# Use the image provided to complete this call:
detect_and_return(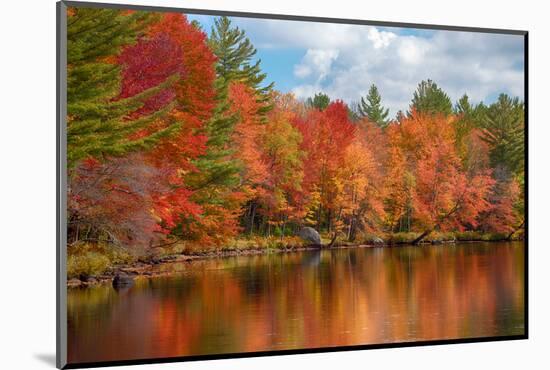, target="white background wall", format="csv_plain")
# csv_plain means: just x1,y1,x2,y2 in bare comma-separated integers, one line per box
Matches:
1,0,548,368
